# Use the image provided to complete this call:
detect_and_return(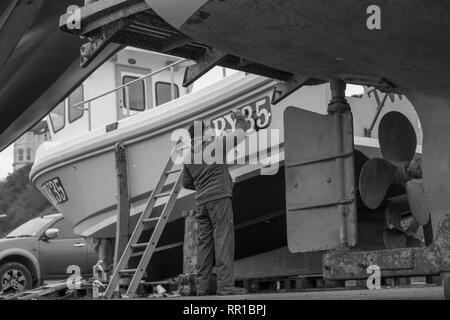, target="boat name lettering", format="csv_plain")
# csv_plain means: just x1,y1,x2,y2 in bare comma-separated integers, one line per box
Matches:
42,177,68,205
210,96,272,132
